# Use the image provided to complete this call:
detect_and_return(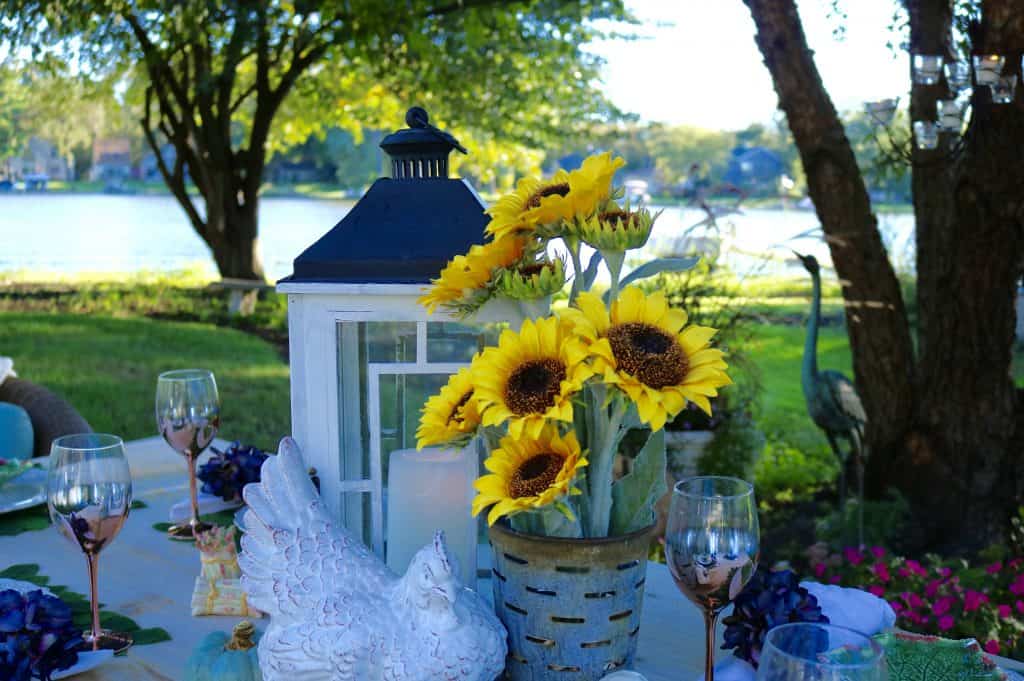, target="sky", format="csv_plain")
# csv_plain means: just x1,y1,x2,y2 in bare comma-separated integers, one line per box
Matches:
592,0,909,130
